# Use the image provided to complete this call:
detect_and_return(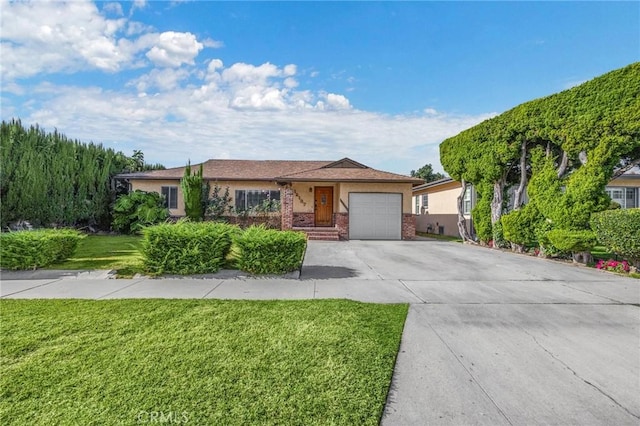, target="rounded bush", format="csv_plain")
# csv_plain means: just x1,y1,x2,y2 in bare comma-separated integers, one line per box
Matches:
142,221,237,275
591,208,640,263
0,229,84,270
546,229,597,252
234,226,307,275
